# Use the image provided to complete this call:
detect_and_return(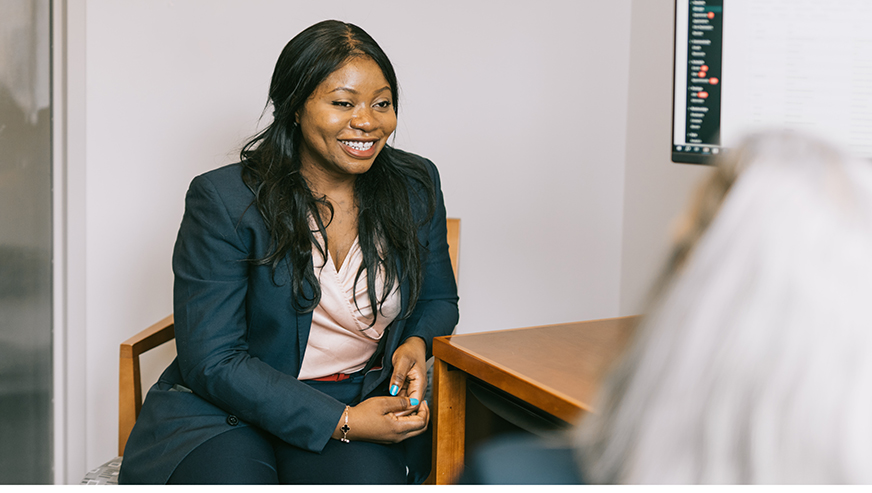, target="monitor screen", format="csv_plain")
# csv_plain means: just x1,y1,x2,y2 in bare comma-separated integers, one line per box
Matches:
672,0,872,164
